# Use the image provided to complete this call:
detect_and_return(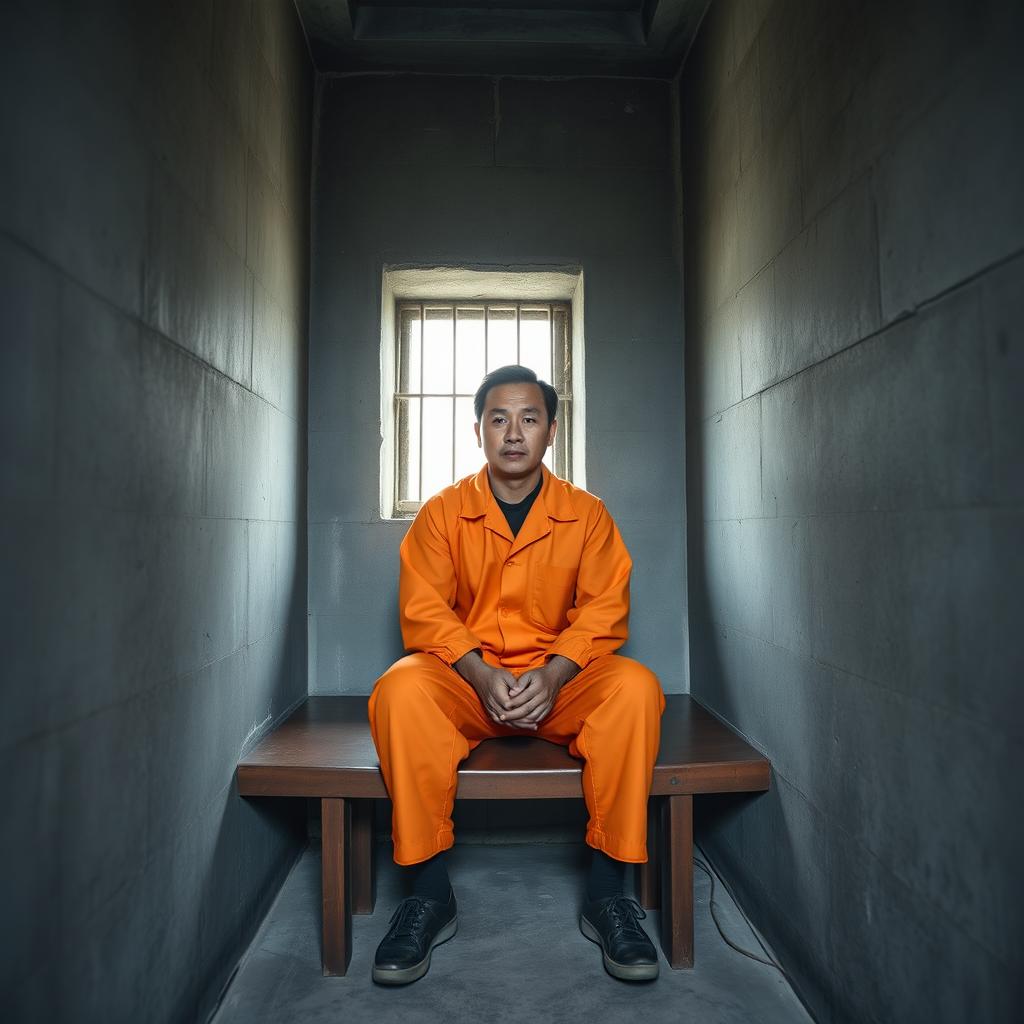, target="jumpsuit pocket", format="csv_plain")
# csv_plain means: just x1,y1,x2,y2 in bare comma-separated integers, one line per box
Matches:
531,566,578,632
